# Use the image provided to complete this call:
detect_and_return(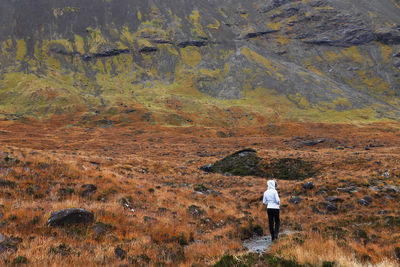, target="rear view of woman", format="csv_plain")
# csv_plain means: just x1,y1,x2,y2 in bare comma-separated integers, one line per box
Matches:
263,180,280,241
